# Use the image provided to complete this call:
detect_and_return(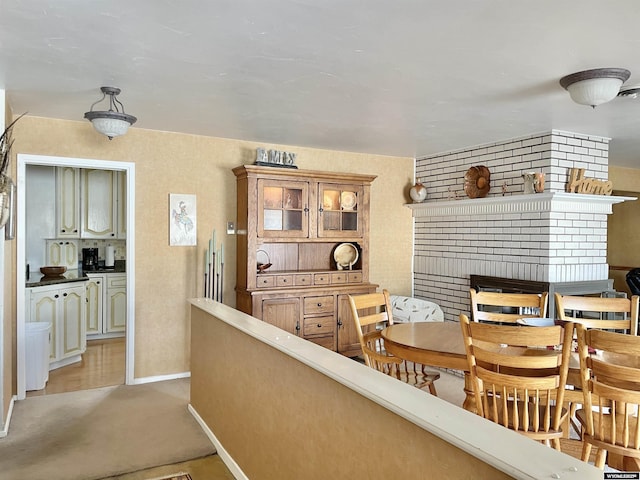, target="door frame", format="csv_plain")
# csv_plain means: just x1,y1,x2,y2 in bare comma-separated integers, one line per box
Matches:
16,154,135,400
